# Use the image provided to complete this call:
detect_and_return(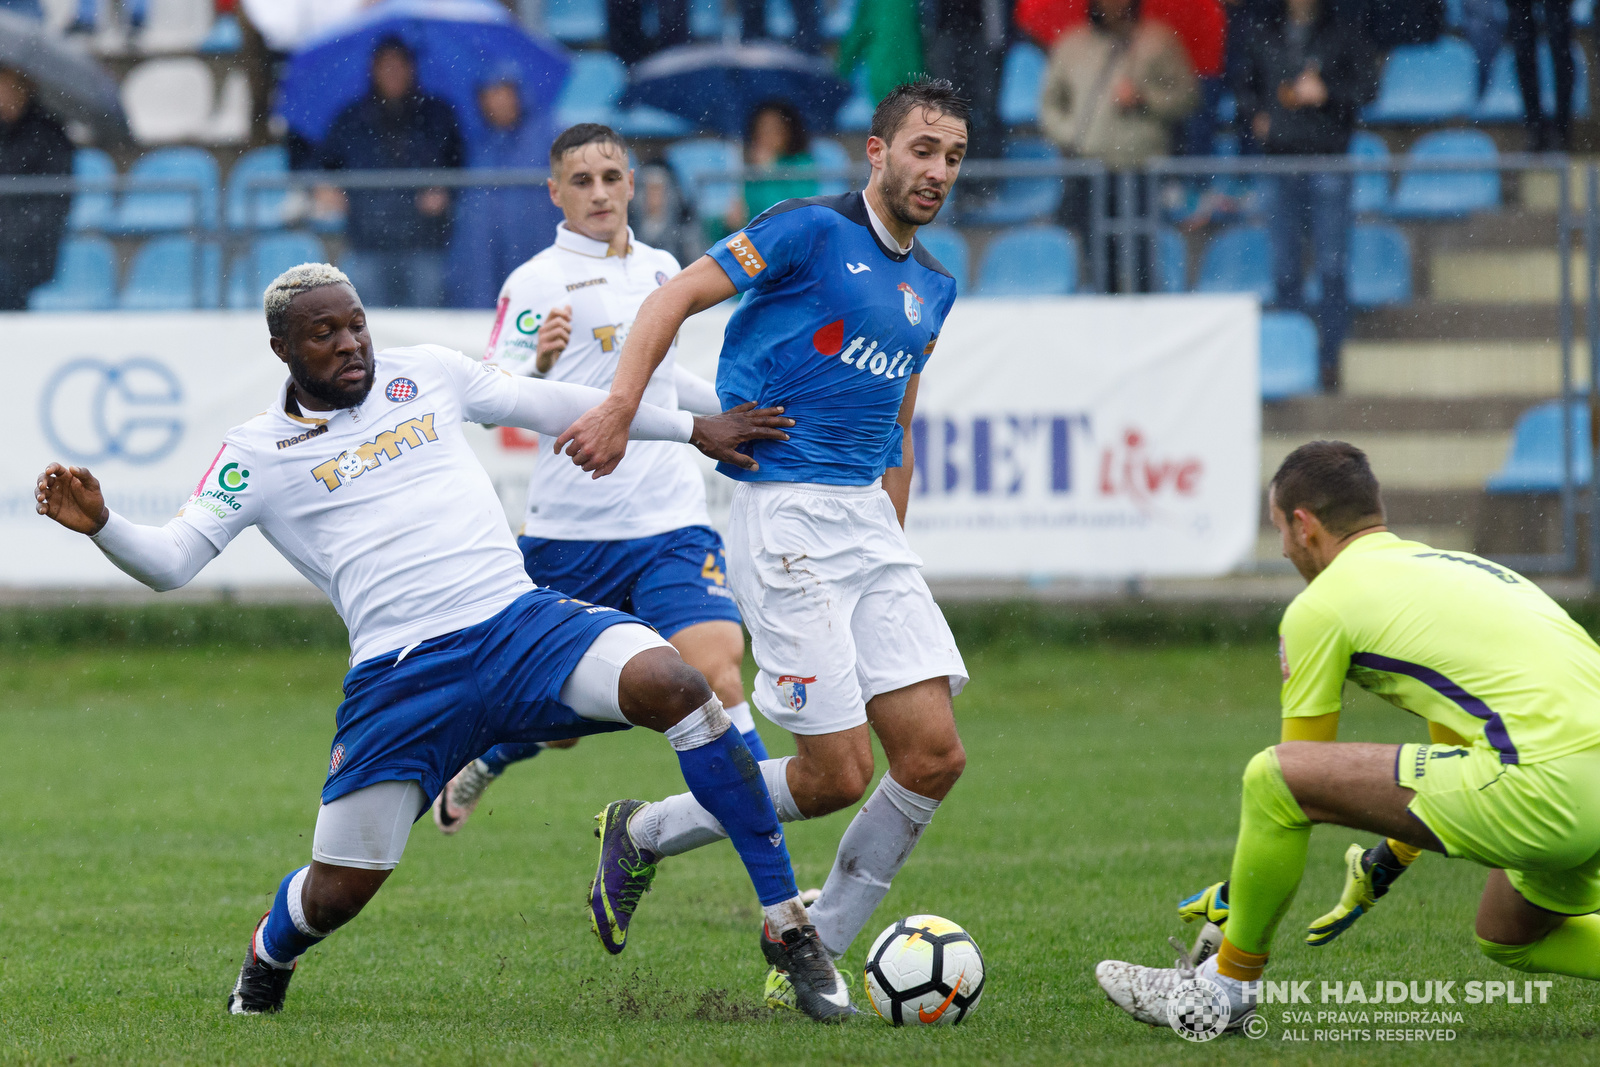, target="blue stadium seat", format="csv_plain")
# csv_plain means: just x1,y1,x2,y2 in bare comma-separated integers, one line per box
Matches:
689,0,737,36
664,138,741,219
28,237,117,311
1391,129,1500,218
113,147,220,234
227,232,326,309
68,148,116,232
1364,38,1478,123
225,146,289,230
557,51,626,128
547,0,605,41
975,225,1078,296
616,106,693,137
1349,131,1391,214
1260,311,1319,400
1347,223,1412,306
809,137,852,195
1000,42,1048,125
1487,400,1593,492
836,65,873,133
1197,225,1272,303
916,227,969,293
961,139,1063,226
118,236,220,310
1475,42,1590,121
